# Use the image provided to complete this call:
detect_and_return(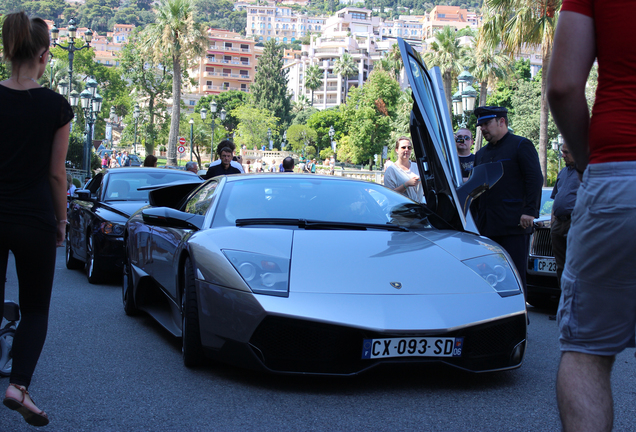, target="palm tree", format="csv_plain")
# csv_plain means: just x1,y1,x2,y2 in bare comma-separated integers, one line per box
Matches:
304,64,323,106
424,26,467,119
481,0,562,185
293,94,311,113
469,30,512,151
333,52,357,102
143,0,208,166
